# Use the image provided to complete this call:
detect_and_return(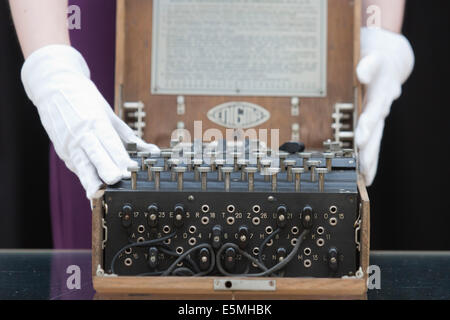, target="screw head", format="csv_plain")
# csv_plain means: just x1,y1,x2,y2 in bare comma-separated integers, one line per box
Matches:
127,165,140,172
197,166,211,173
221,167,234,173
137,151,150,157
144,158,158,165
284,159,297,166
173,166,187,173
299,152,312,159
214,159,225,166
244,167,258,173
266,167,280,175
291,167,305,174
237,159,249,166
167,158,181,166
306,160,321,167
